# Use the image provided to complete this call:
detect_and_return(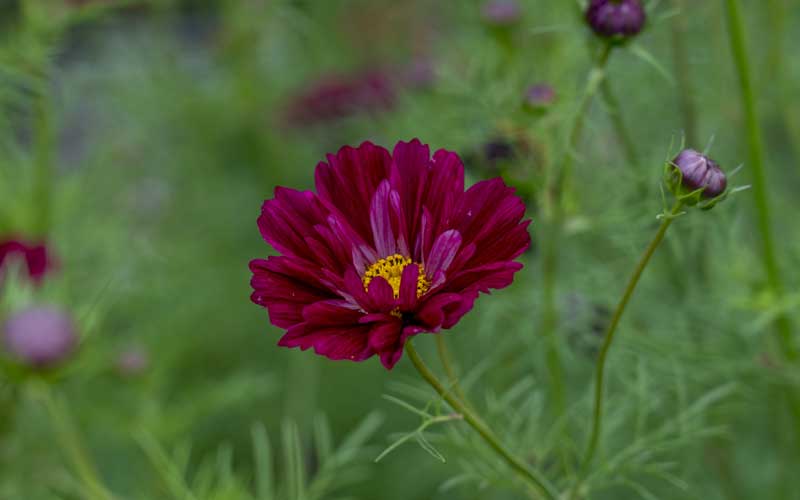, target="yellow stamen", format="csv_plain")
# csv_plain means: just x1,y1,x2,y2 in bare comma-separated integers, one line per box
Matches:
362,253,431,299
